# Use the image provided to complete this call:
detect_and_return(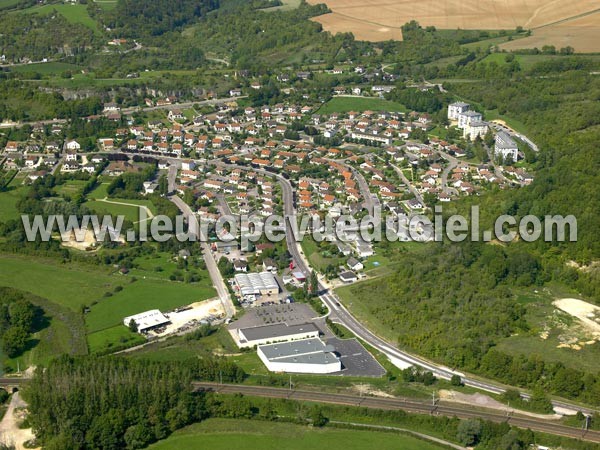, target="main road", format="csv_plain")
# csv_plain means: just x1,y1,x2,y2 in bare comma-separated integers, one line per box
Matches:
195,383,600,444
210,159,596,416
169,195,236,318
